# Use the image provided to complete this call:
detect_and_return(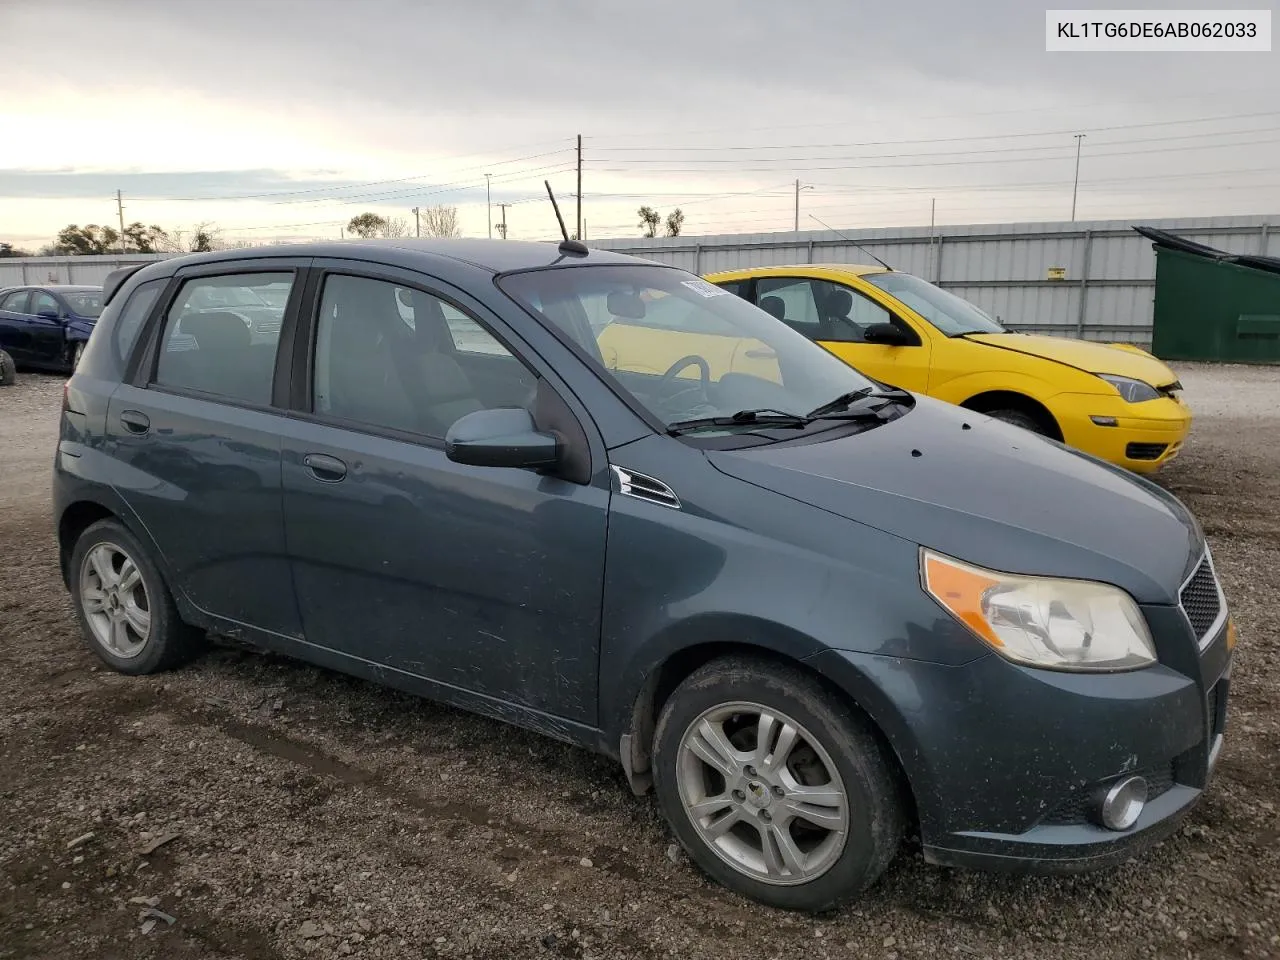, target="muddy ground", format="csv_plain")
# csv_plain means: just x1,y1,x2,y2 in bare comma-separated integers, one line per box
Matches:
1,364,1277,960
